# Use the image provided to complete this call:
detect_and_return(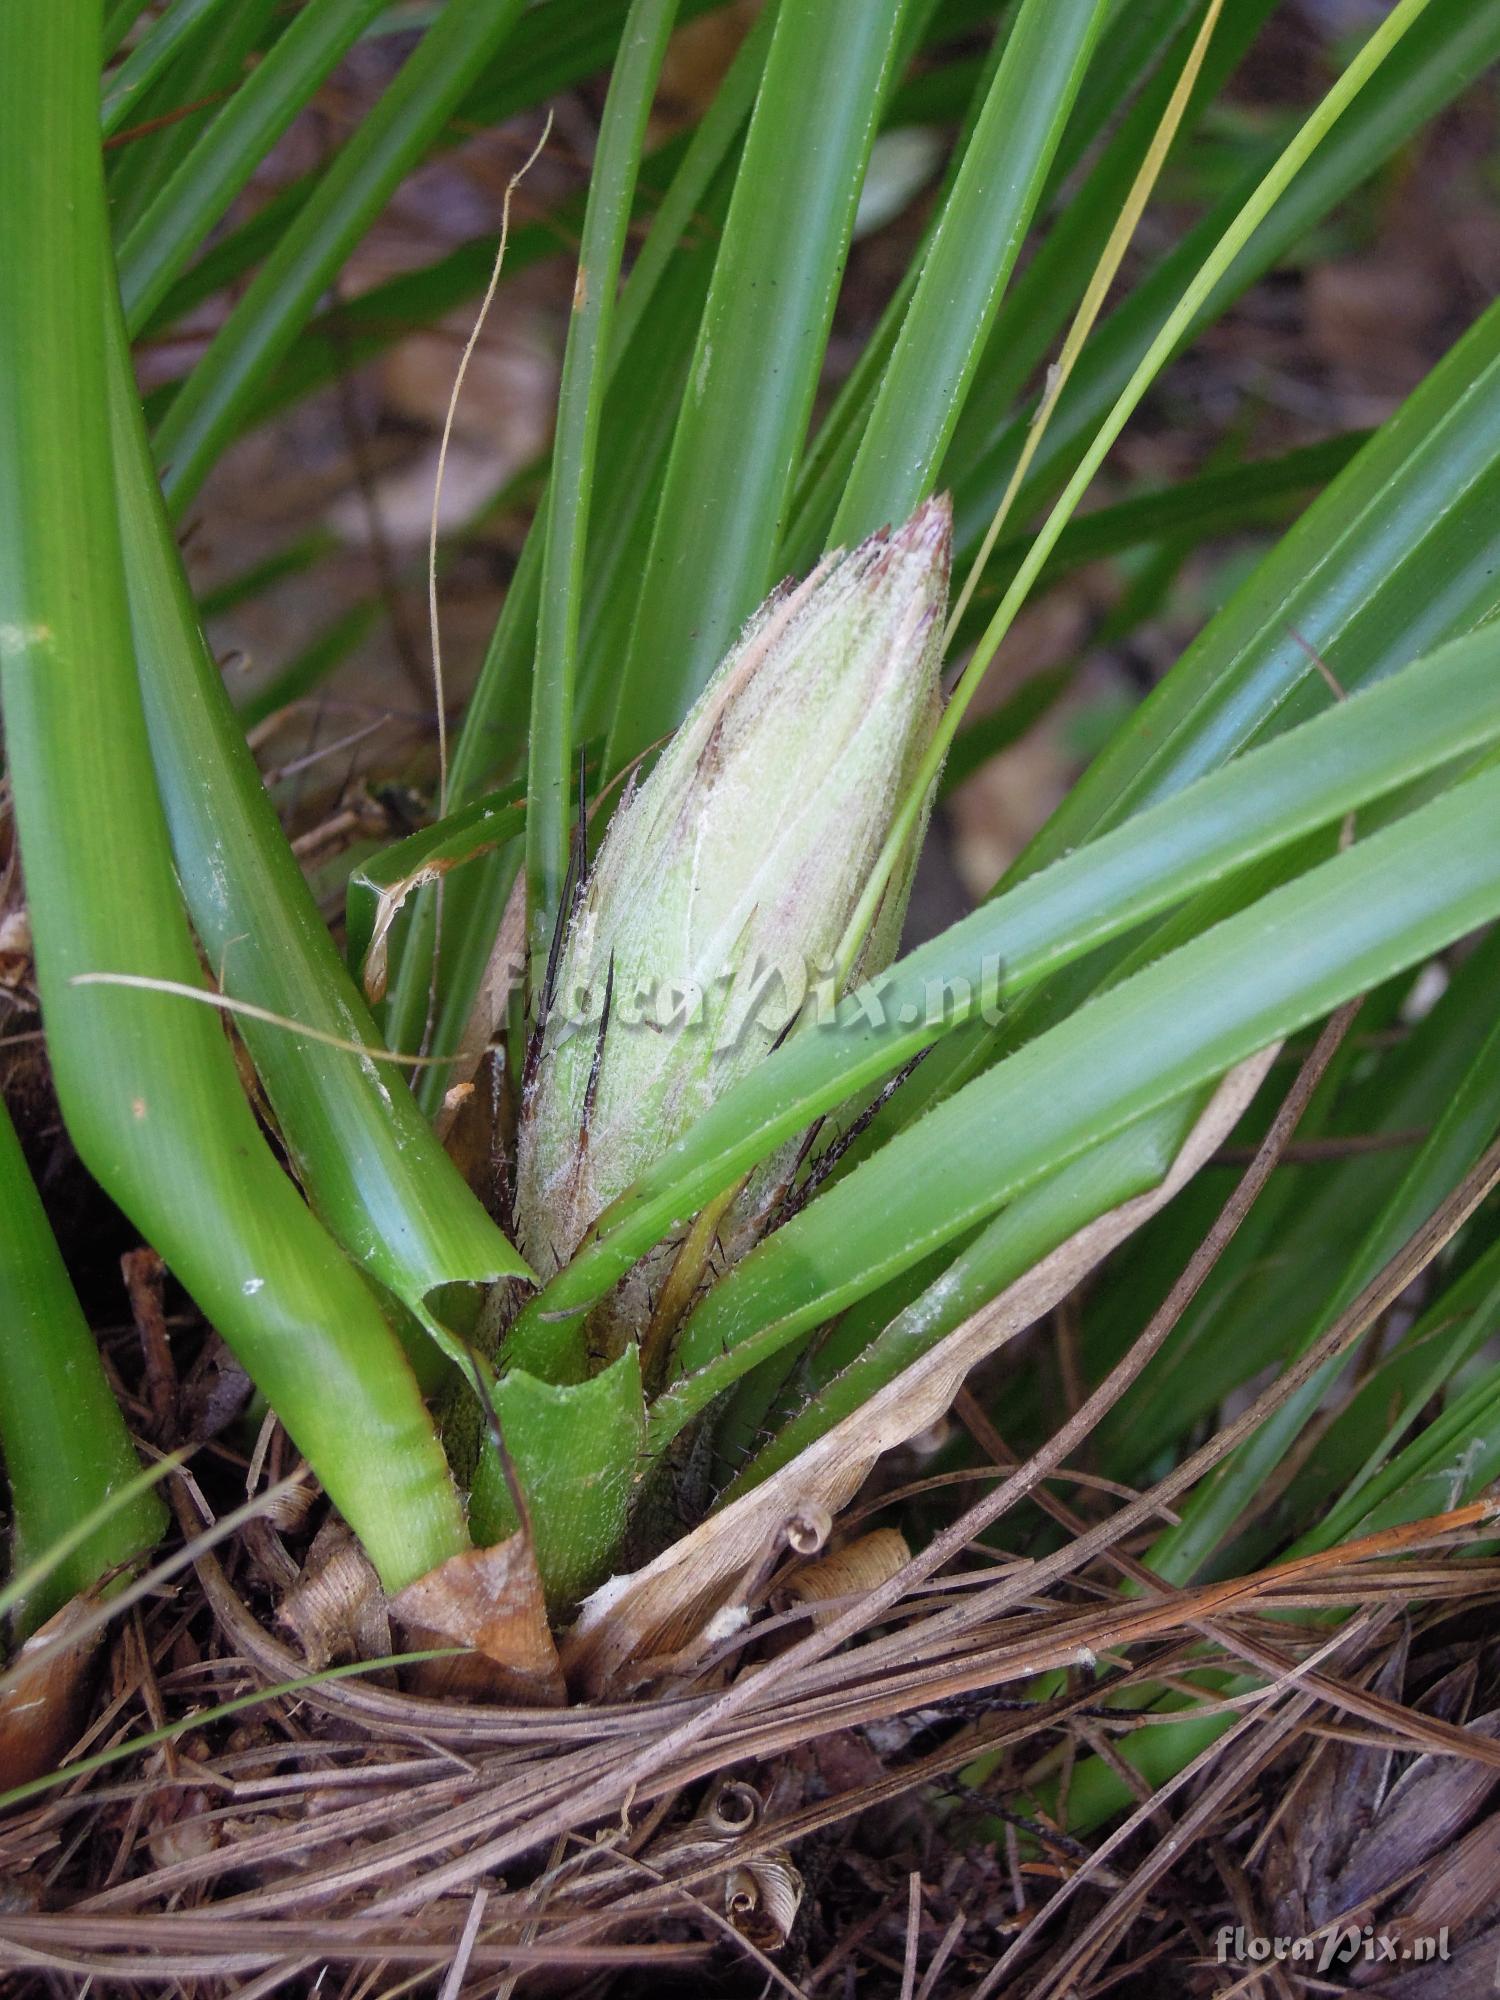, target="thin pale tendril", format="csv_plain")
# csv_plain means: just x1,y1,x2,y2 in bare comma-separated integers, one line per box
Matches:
70,973,463,1068
428,111,554,817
